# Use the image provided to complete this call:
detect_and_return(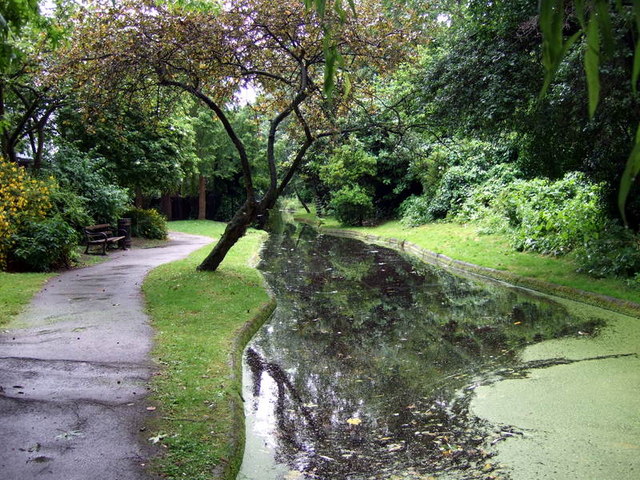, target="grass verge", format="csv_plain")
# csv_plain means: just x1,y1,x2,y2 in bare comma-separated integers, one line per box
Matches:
295,212,640,311
144,220,273,480
0,272,54,327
